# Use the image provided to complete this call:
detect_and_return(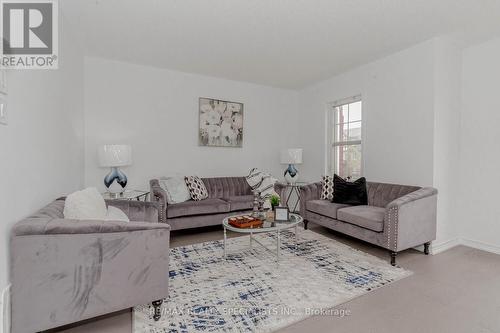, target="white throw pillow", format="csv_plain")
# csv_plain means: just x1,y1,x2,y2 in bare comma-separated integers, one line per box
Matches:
63,187,107,220
245,168,278,199
105,206,130,222
159,176,192,204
